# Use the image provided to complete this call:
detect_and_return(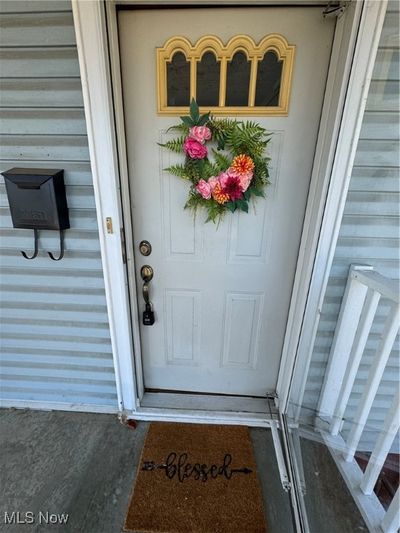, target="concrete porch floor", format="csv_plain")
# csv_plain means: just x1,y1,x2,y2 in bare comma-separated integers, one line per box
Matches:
0,409,367,533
